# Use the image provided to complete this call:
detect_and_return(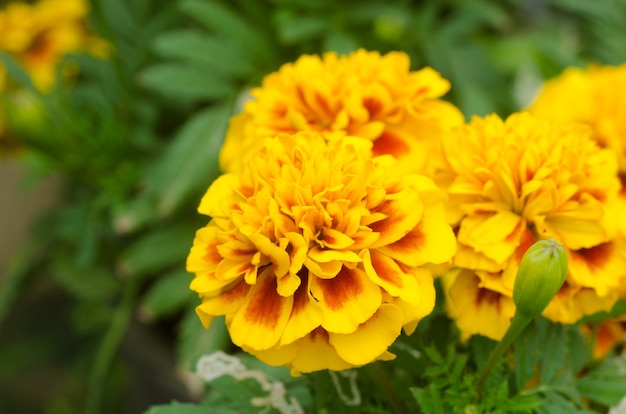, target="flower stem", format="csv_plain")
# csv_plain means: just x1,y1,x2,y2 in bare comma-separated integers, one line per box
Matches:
85,279,137,414
372,362,408,414
475,312,532,393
